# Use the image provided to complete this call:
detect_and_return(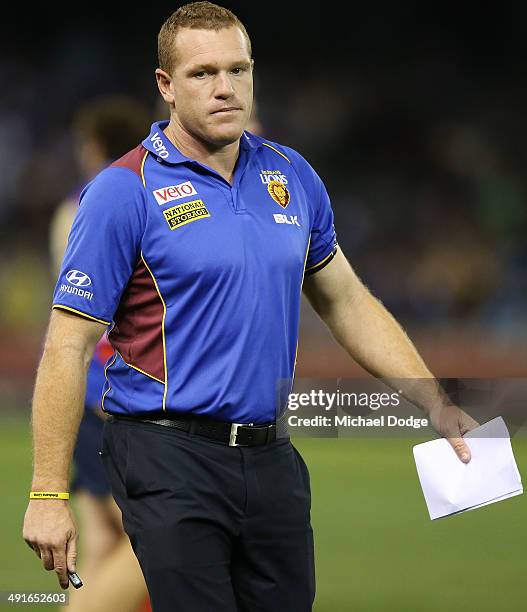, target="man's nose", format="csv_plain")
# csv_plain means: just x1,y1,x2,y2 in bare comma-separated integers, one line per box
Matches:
214,72,235,98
